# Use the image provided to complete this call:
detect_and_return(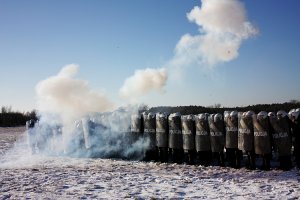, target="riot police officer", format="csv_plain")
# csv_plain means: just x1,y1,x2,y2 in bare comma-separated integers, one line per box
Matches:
208,113,225,166
143,112,157,161
224,111,240,168
238,111,255,169
195,114,211,166
289,108,300,168
168,112,183,164
253,111,272,170
131,114,143,144
156,112,169,162
269,110,292,170
182,114,196,164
